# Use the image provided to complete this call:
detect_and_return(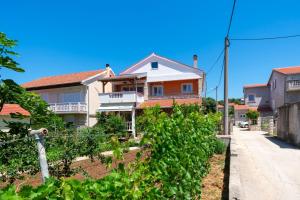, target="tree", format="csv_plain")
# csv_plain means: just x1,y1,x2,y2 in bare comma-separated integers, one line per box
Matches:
0,33,25,111
202,97,216,114
246,110,259,125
